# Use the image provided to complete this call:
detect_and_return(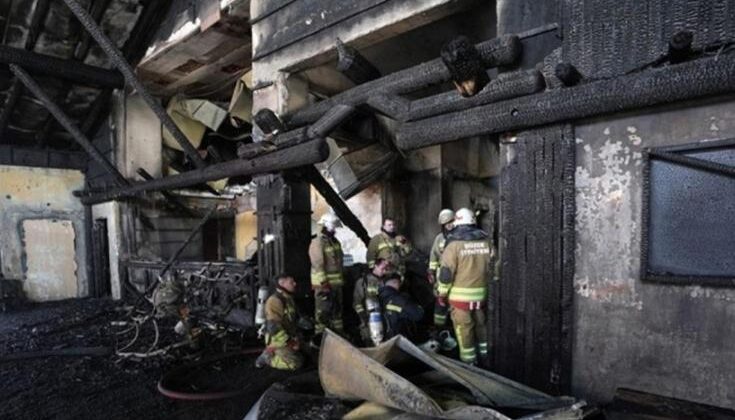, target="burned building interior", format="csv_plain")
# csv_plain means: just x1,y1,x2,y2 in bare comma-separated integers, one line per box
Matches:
1,0,735,419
